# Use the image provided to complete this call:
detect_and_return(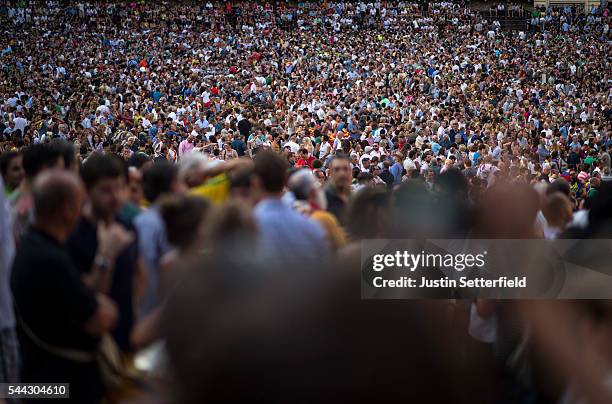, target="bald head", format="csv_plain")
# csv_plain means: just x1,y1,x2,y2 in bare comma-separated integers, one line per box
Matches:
33,169,83,224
